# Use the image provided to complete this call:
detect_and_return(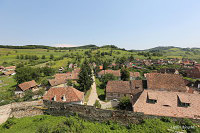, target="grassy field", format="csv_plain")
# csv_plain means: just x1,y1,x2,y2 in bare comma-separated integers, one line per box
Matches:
0,76,16,105
0,115,199,133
